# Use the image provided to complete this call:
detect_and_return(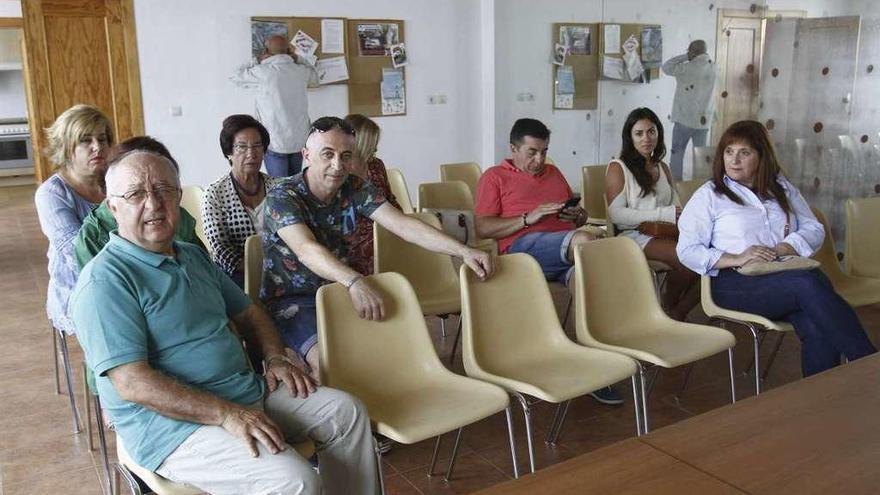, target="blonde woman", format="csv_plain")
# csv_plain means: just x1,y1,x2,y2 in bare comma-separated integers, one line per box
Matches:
35,104,114,335
342,114,400,275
